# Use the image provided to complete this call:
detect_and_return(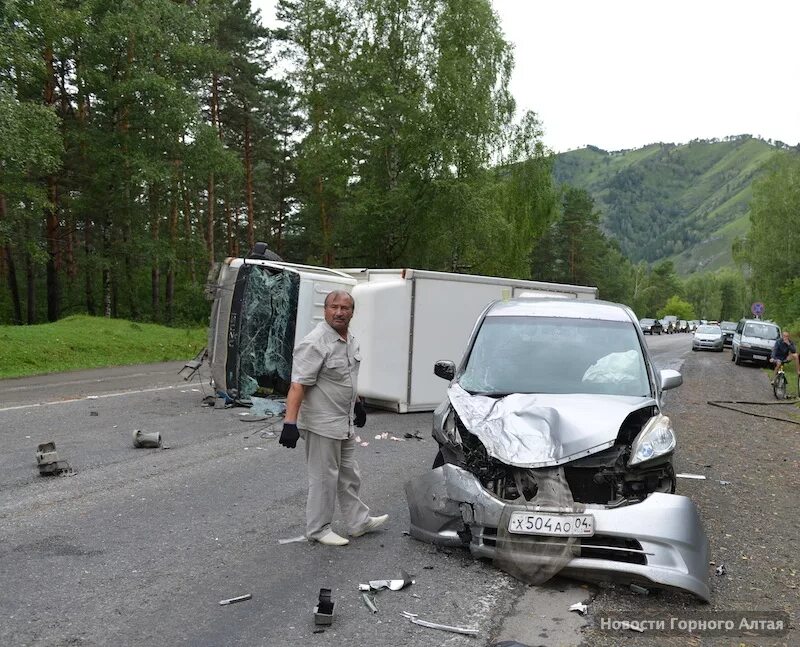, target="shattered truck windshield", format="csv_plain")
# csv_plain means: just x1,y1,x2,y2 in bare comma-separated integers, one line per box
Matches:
459,316,650,397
